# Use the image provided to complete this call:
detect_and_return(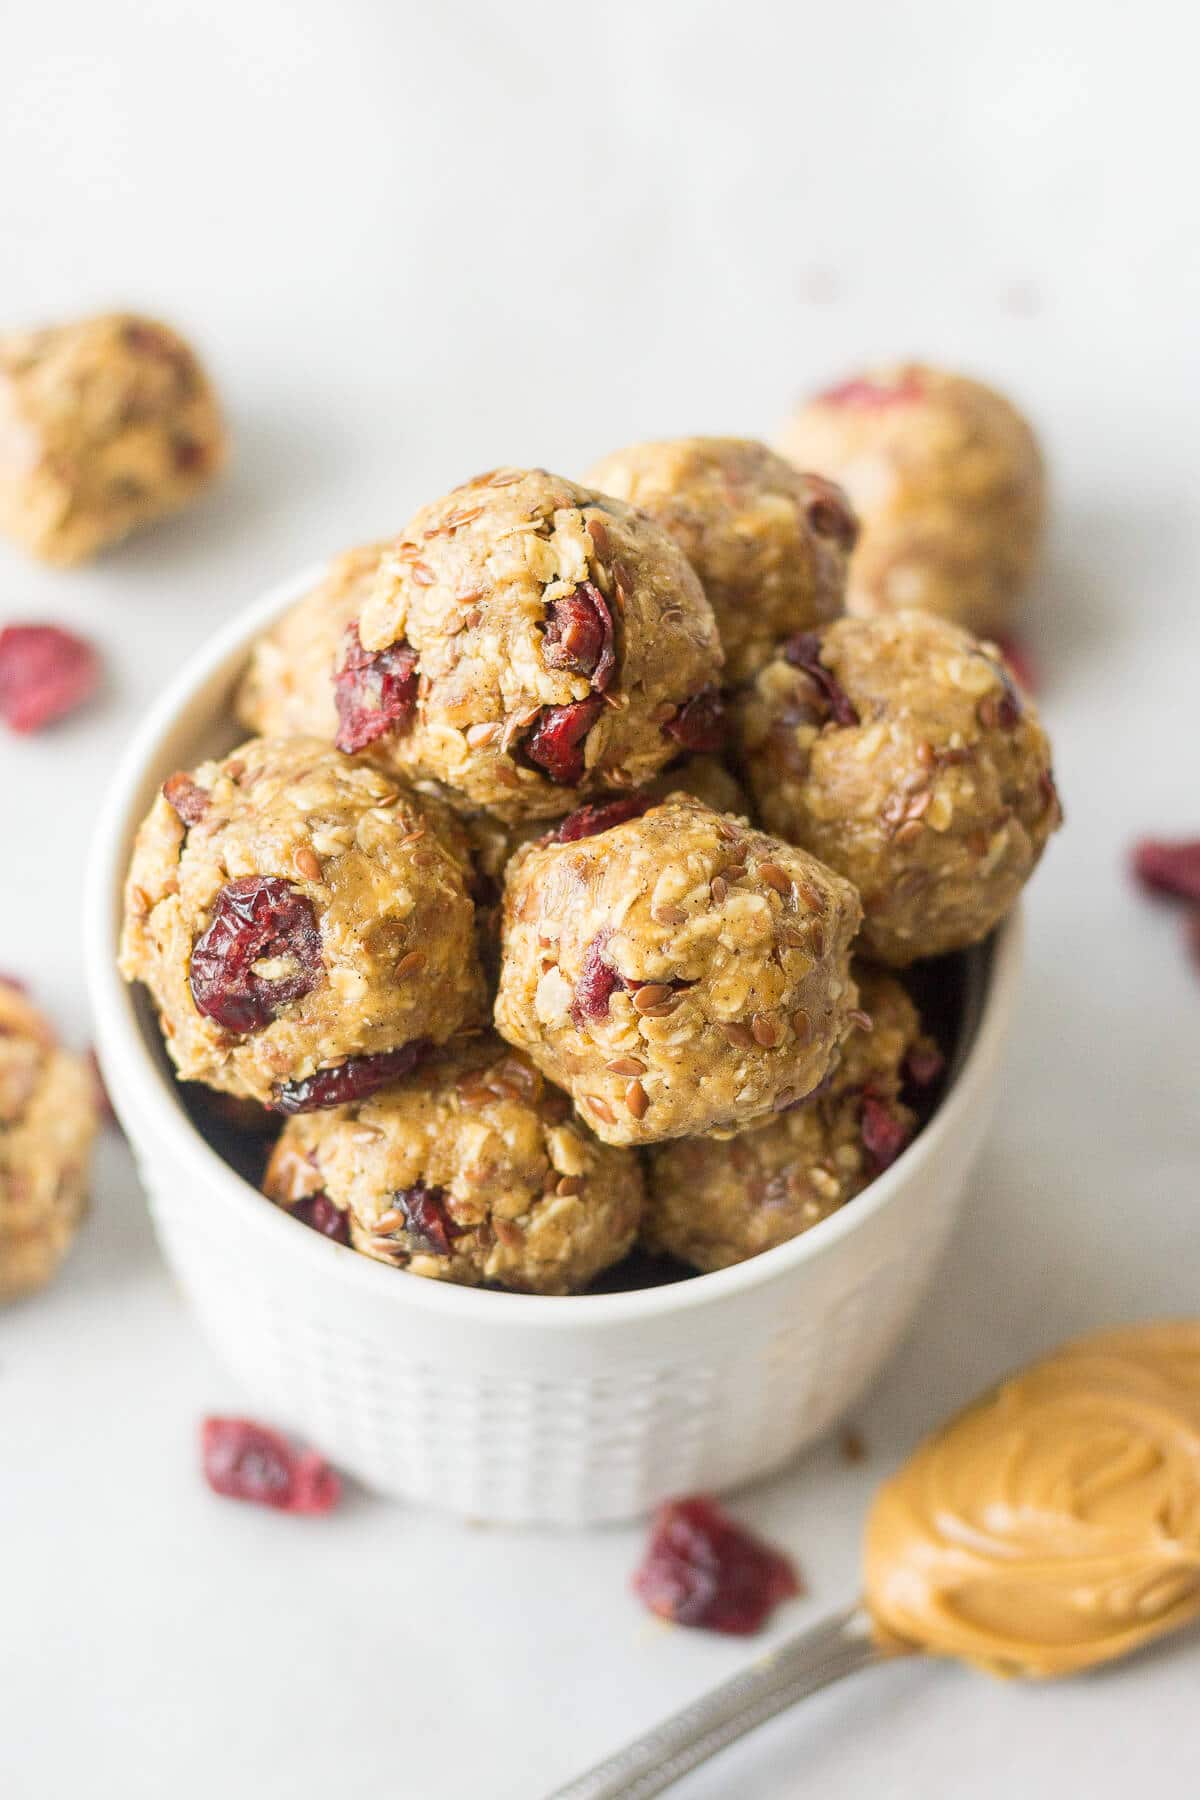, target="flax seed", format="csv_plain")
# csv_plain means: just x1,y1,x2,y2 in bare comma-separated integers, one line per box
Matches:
605,1056,647,1077
585,1095,616,1125
632,984,674,1013
396,951,426,978
293,845,323,883
721,1022,755,1049
751,1011,782,1047
624,1079,649,1119
759,861,793,896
